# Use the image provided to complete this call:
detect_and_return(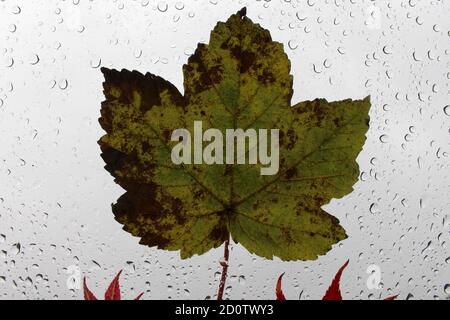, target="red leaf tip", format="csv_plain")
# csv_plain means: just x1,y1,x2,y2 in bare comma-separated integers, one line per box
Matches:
322,260,350,300
276,273,286,300
83,277,98,300
105,270,123,300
